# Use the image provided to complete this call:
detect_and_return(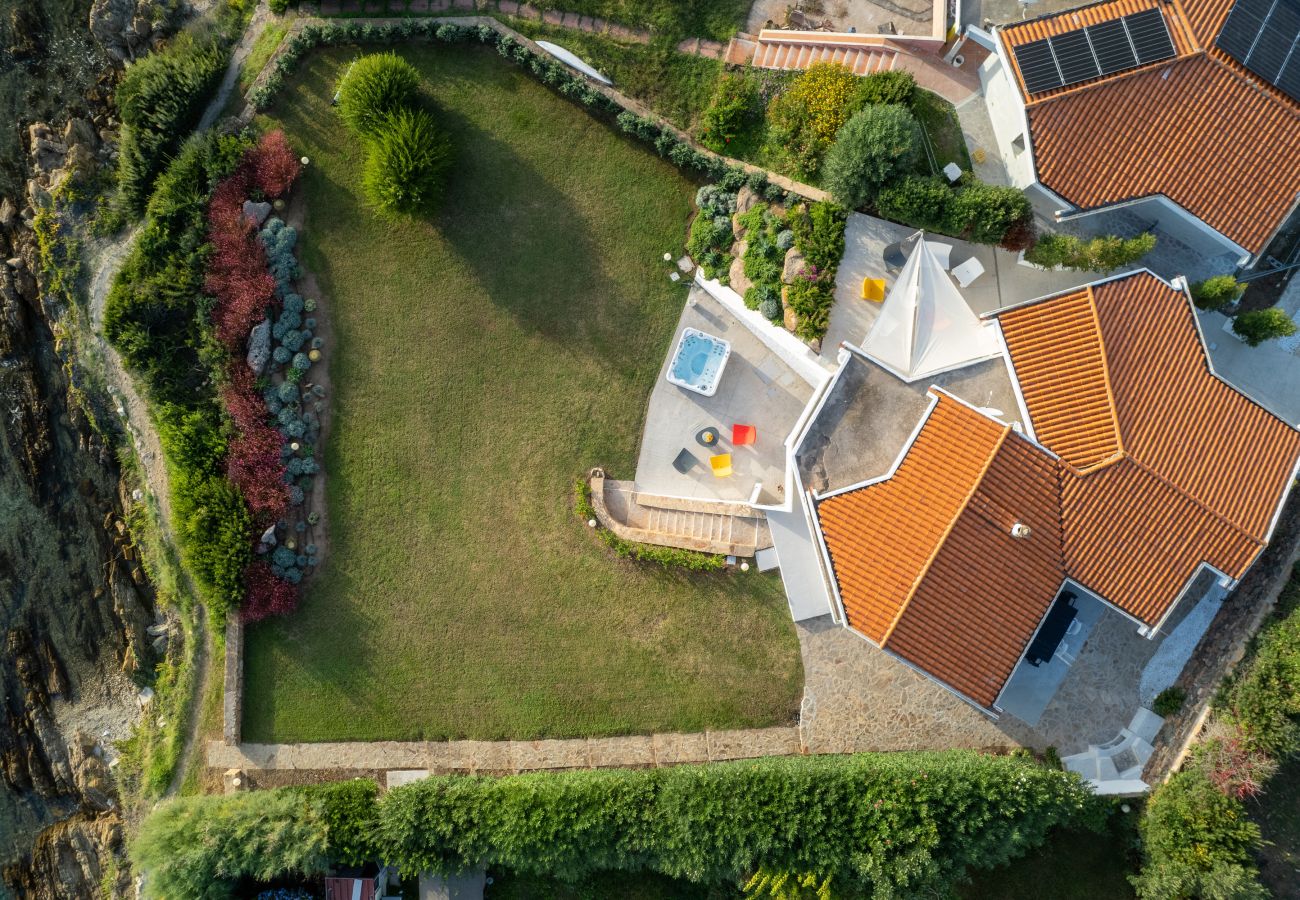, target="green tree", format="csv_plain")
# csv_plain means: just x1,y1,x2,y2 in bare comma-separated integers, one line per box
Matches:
1232,307,1297,346
766,62,867,177
1191,274,1246,310
950,182,1032,244
337,51,421,138
698,72,759,152
875,175,952,232
361,107,453,216
822,105,920,209
1132,770,1265,900
131,790,330,899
